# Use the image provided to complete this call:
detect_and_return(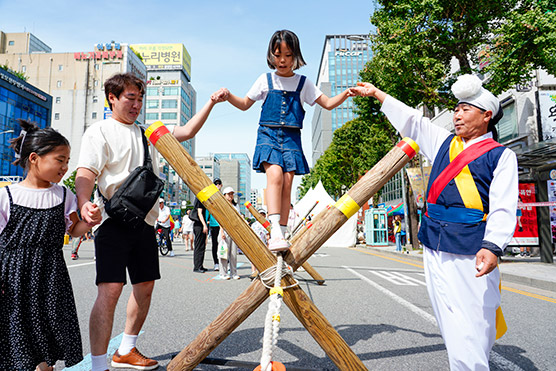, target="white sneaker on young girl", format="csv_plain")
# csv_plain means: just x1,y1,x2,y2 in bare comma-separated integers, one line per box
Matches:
268,236,290,252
